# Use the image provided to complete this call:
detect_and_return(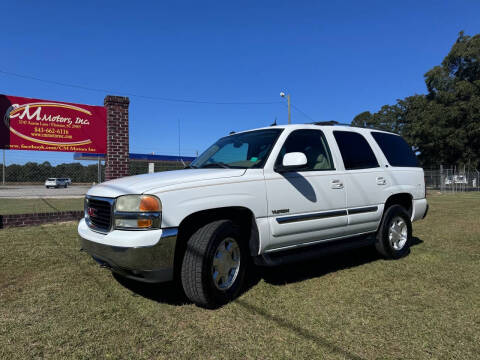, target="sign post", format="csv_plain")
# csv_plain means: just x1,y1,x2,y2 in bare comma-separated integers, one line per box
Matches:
97,158,101,184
